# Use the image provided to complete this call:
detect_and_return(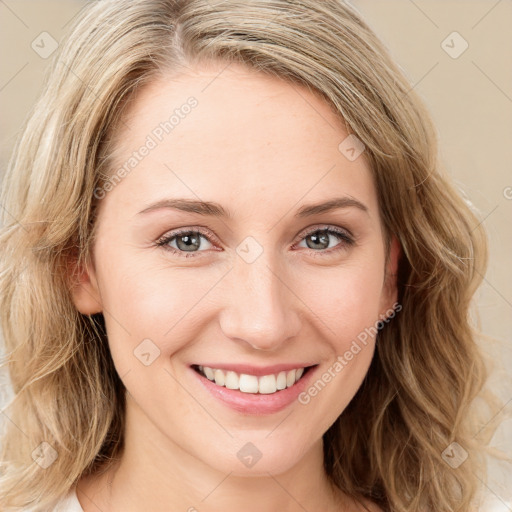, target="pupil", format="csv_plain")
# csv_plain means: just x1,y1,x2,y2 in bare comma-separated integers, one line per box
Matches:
307,231,329,250
177,233,200,251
